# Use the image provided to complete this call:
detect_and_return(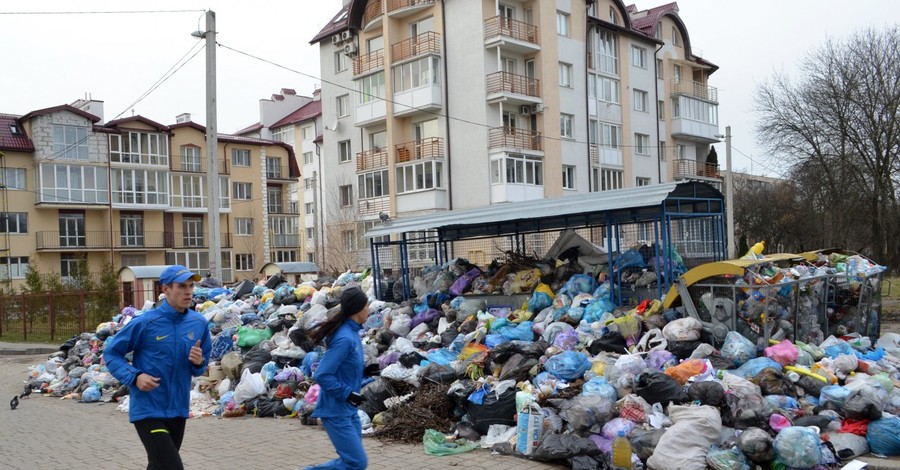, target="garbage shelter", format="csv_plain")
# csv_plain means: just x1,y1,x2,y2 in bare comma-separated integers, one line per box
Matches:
365,181,727,306
117,265,167,309
258,262,320,285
